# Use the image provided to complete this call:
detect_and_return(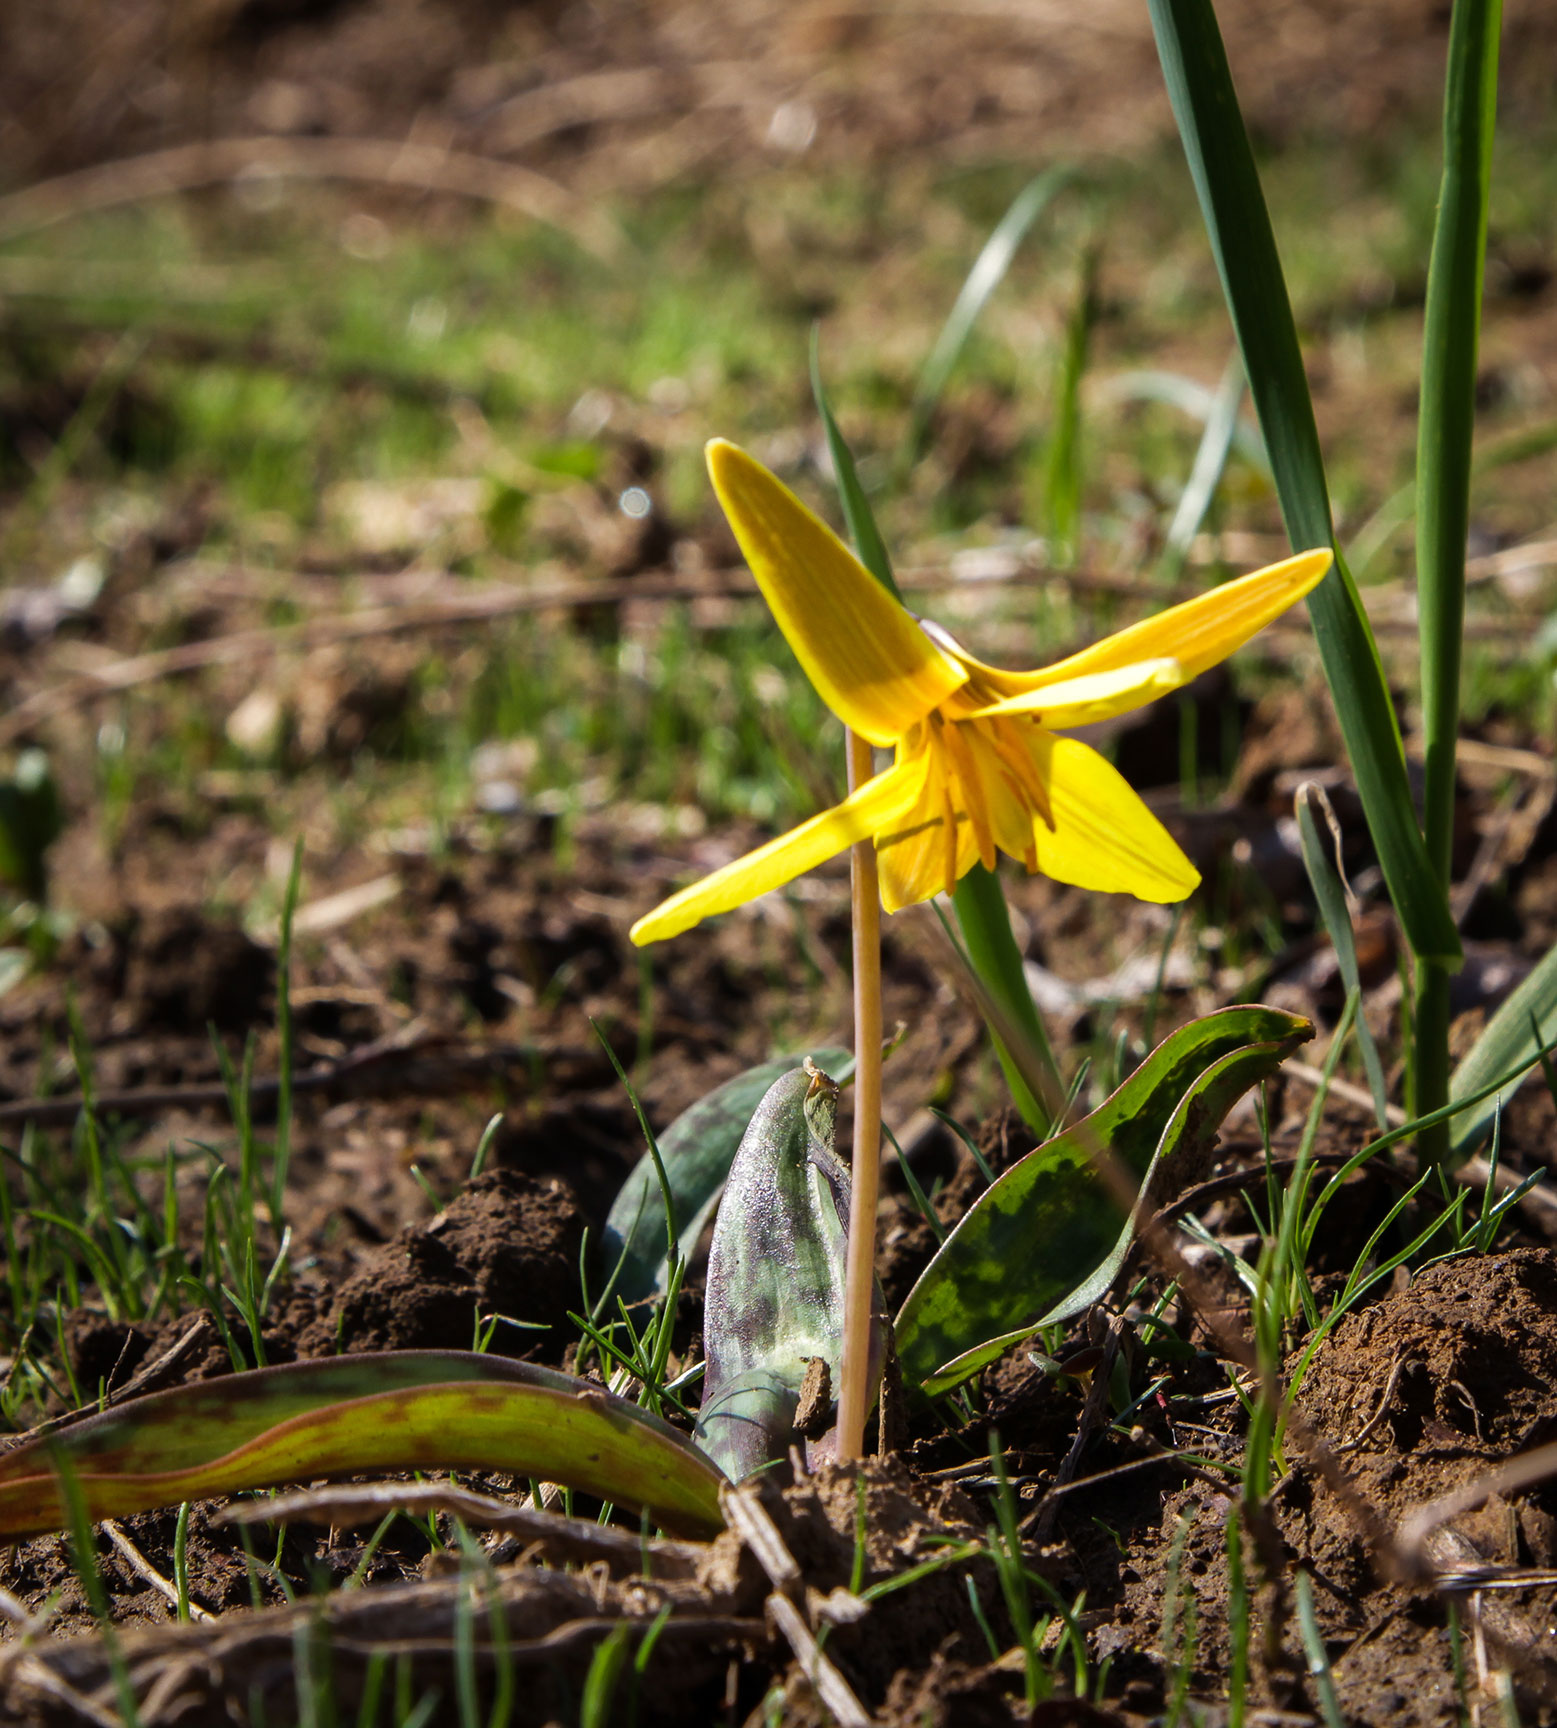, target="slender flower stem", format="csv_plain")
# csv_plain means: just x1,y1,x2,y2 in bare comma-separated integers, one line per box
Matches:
836,727,884,1463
